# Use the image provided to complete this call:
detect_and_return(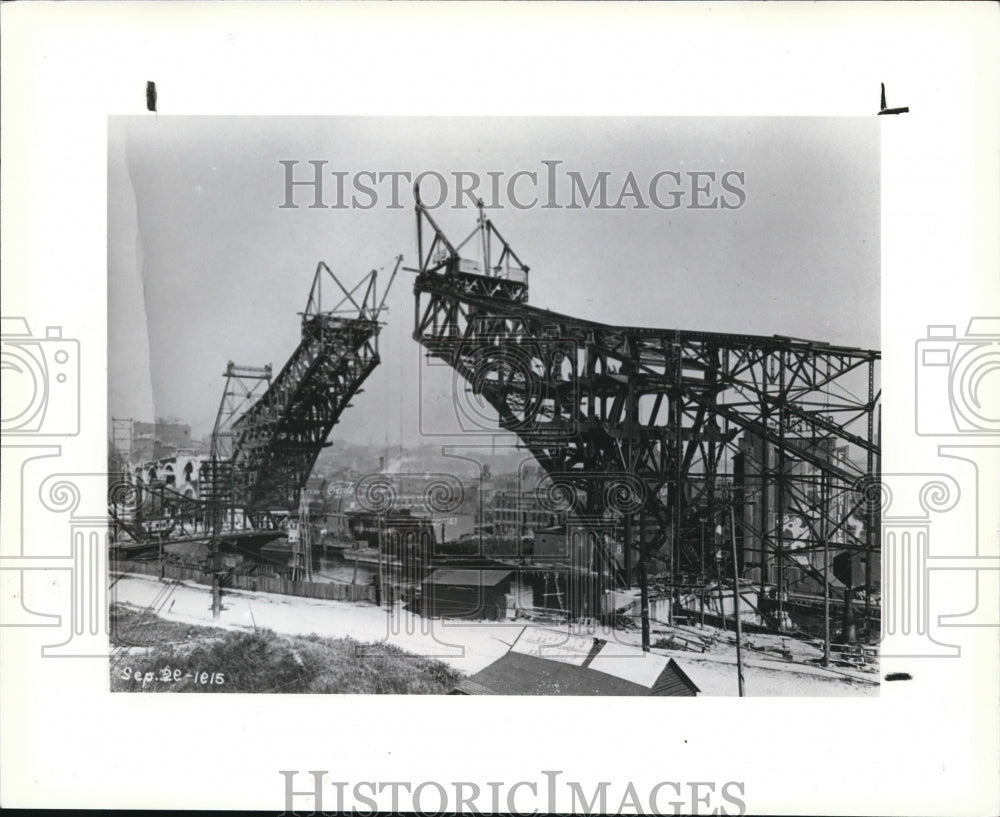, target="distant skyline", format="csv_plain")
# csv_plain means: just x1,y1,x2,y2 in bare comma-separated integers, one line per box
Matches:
108,116,879,448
